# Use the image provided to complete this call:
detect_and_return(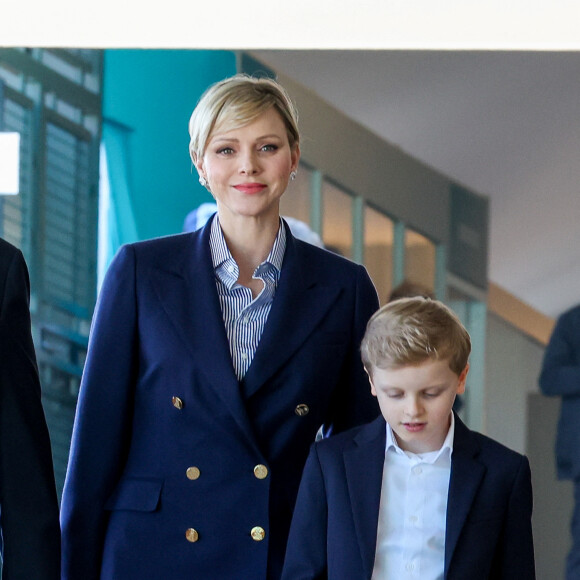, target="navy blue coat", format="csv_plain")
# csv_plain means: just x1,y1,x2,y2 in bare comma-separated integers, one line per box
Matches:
282,414,535,580
60,220,379,579
0,238,61,580
539,303,580,480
